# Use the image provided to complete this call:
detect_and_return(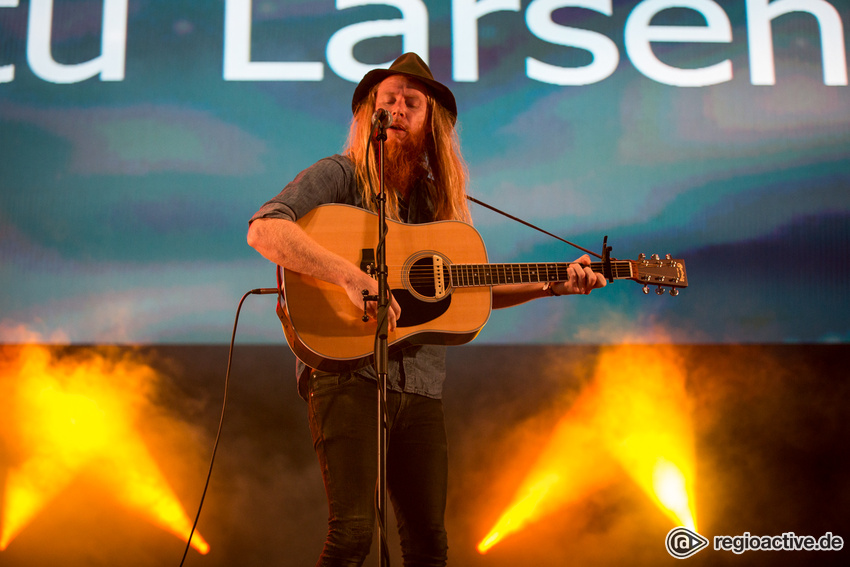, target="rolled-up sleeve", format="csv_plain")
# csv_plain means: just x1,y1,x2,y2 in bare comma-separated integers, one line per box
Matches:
249,155,357,224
